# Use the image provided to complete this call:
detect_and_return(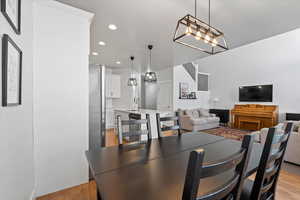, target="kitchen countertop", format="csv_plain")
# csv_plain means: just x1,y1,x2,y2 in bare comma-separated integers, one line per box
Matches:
114,108,173,115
